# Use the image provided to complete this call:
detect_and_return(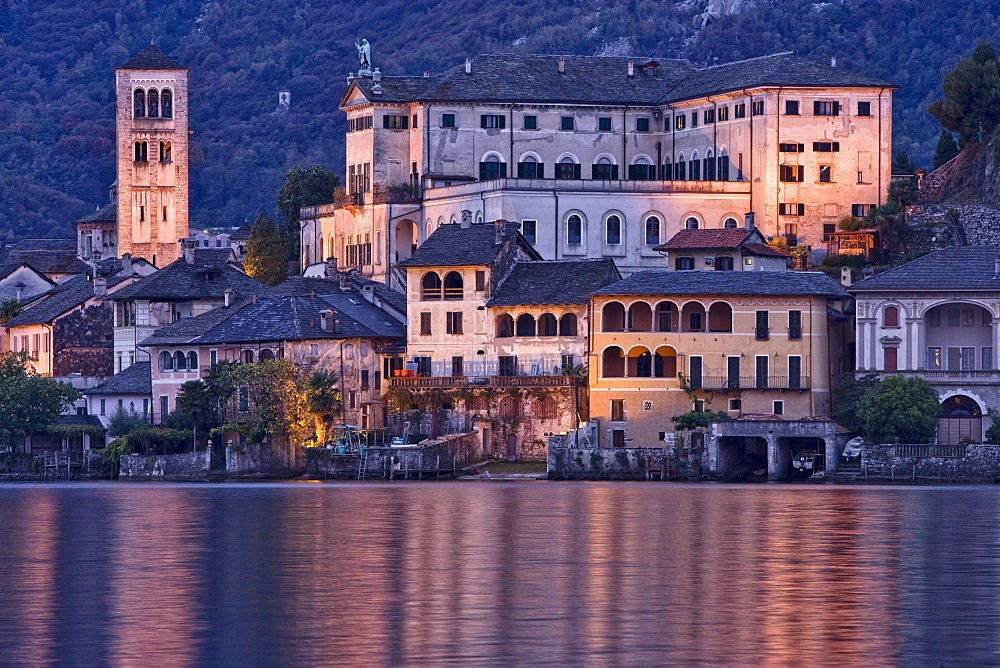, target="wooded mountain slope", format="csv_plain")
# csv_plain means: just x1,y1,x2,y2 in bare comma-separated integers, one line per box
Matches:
0,0,997,242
